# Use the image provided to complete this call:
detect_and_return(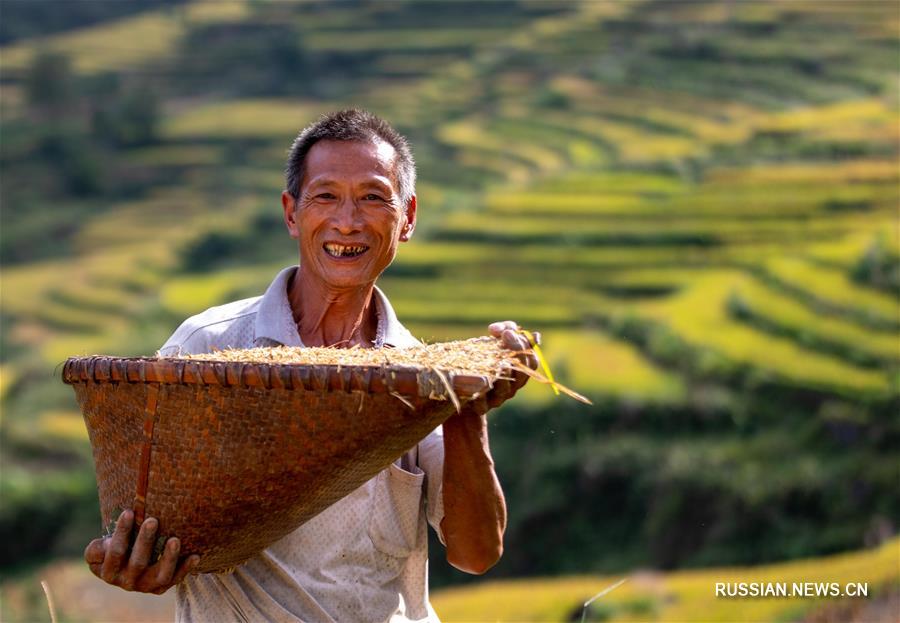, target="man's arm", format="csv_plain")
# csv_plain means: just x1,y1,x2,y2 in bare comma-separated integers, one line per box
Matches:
440,407,507,574
439,321,534,574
